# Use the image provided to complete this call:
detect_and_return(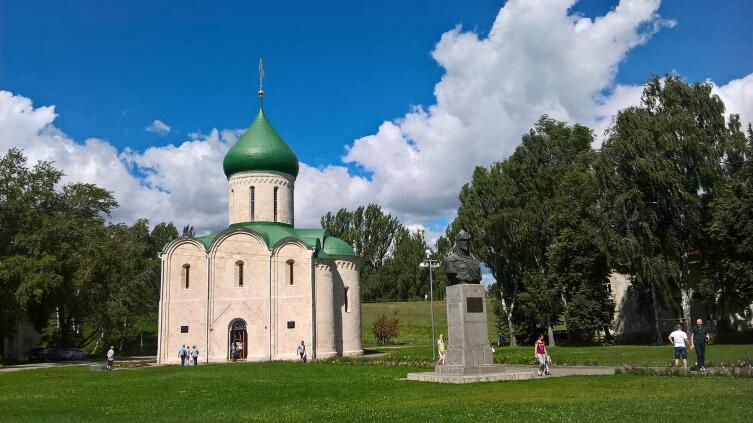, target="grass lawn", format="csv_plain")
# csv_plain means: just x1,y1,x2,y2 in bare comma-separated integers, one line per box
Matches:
362,300,497,347
1,362,751,423
364,344,753,367
362,301,753,368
